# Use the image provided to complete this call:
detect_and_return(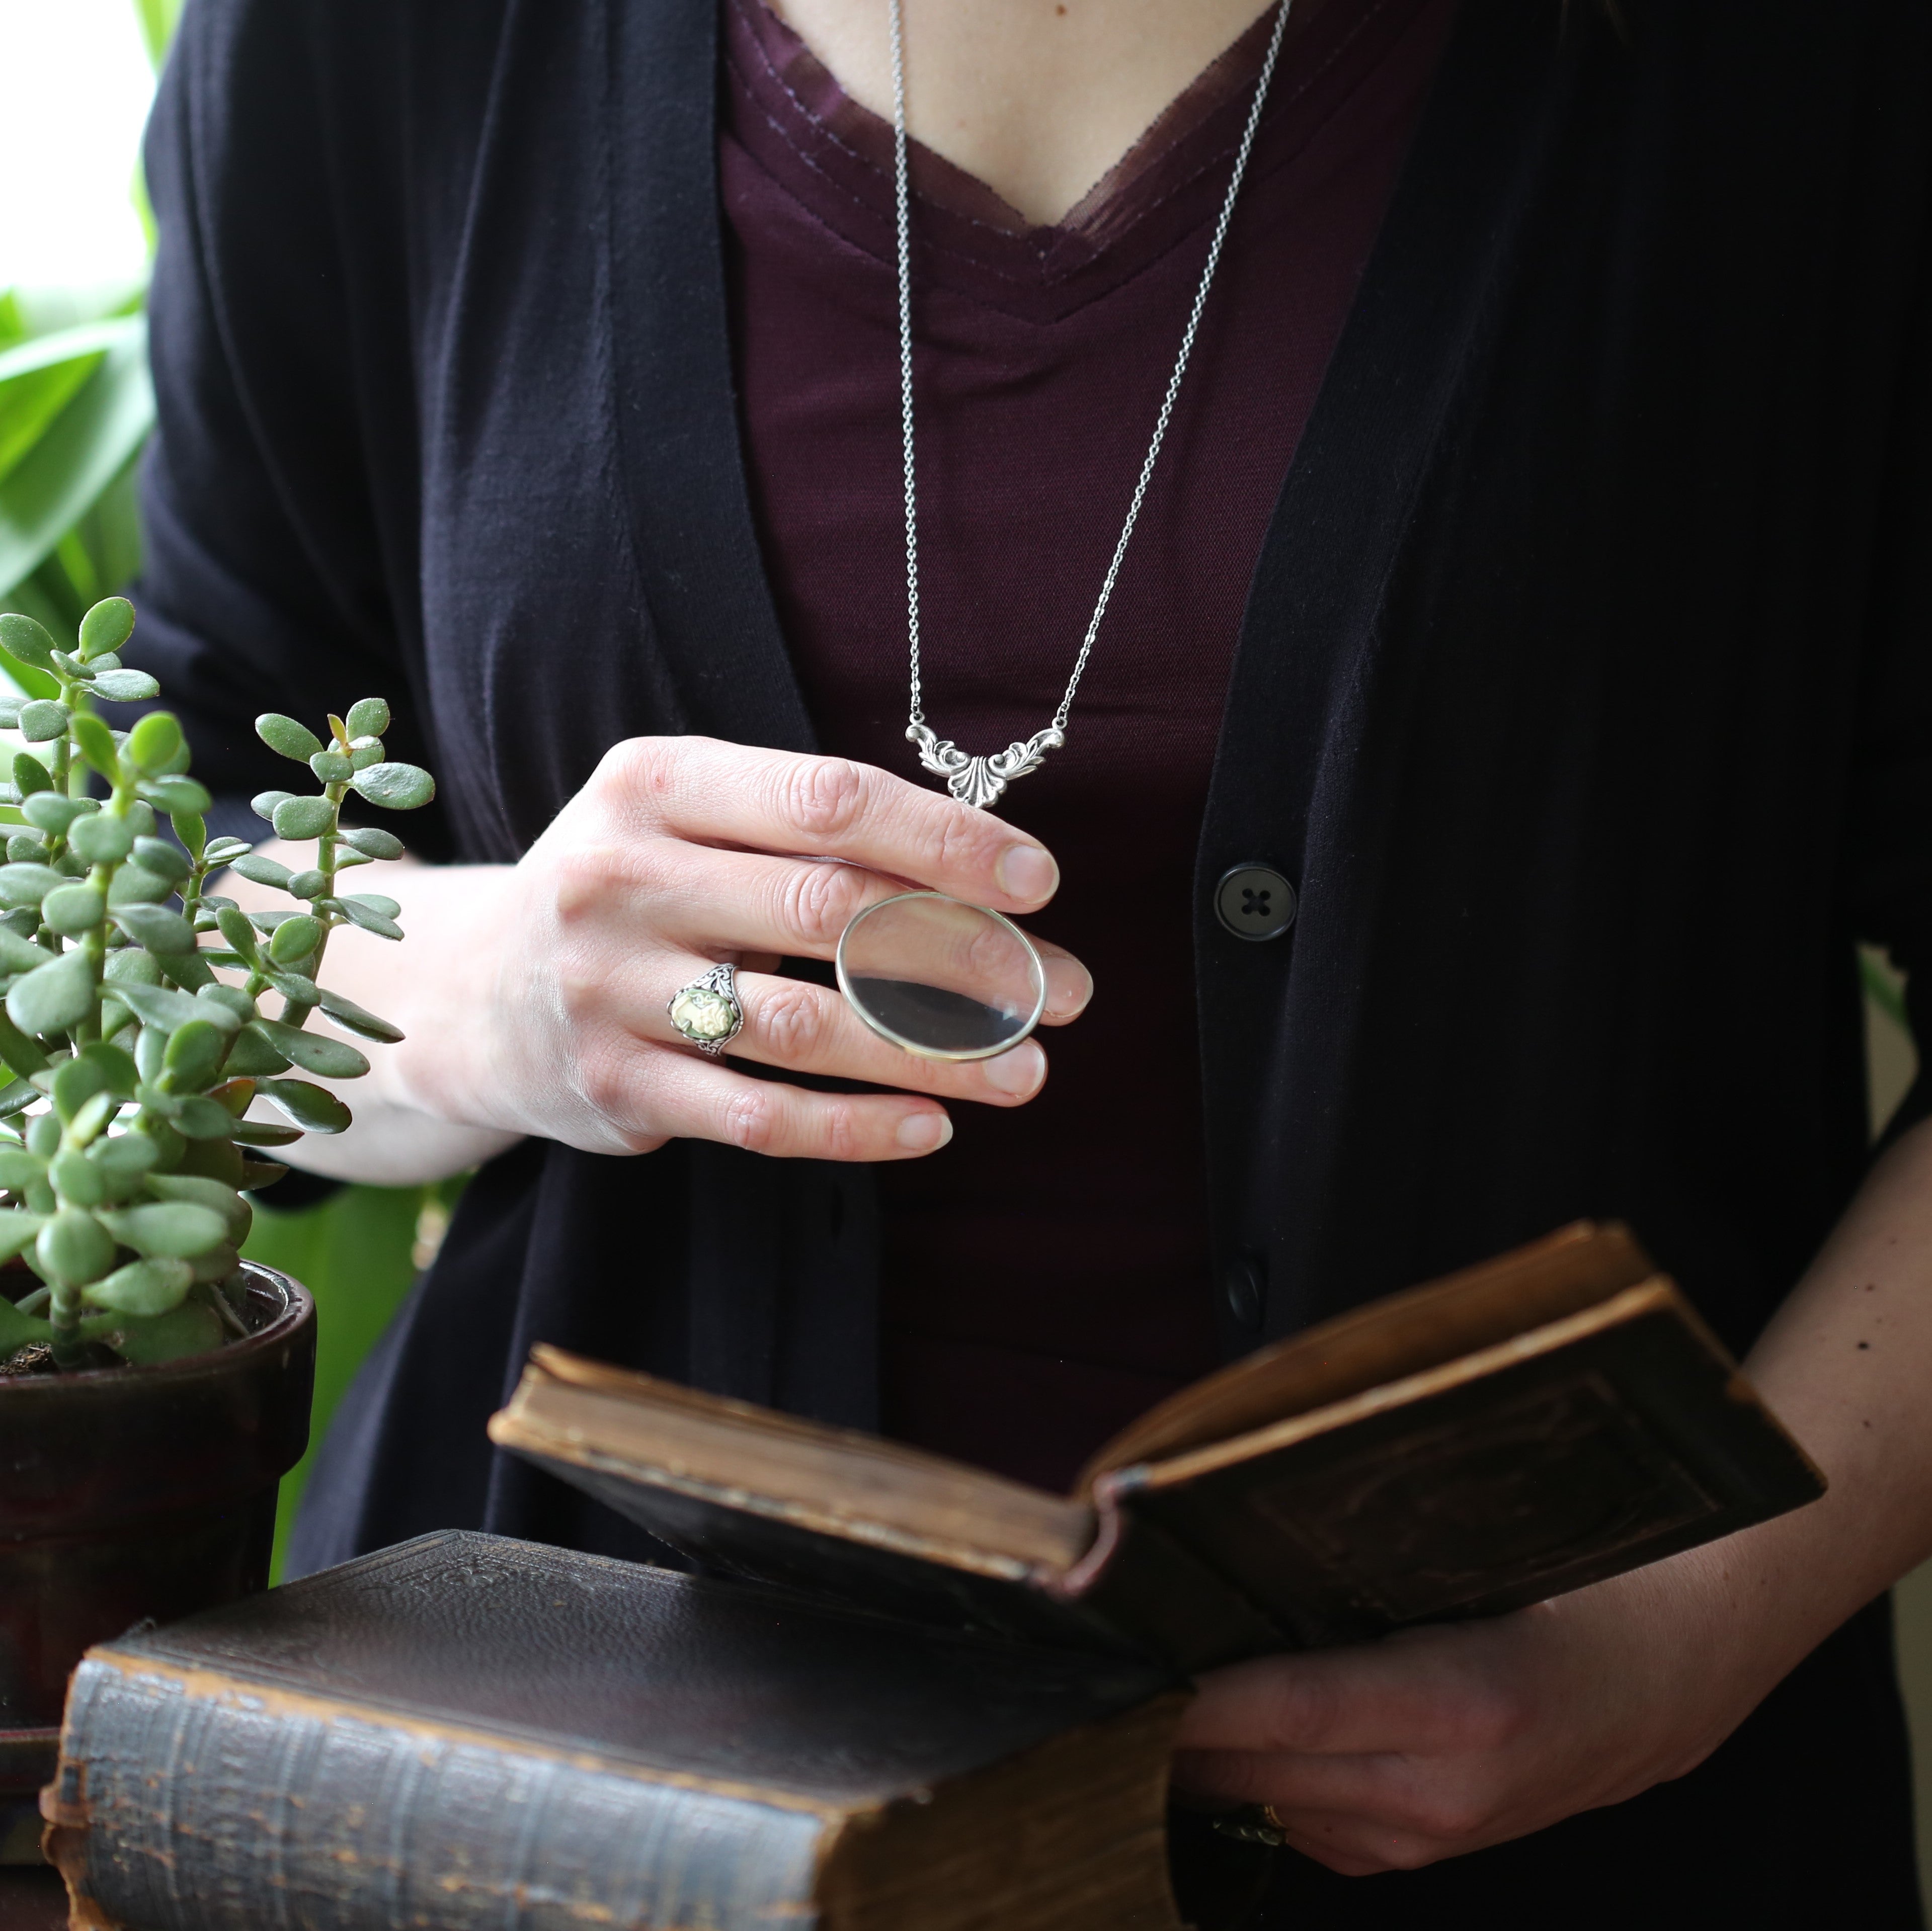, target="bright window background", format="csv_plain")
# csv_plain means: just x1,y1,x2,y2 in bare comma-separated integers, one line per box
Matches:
0,0,156,294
